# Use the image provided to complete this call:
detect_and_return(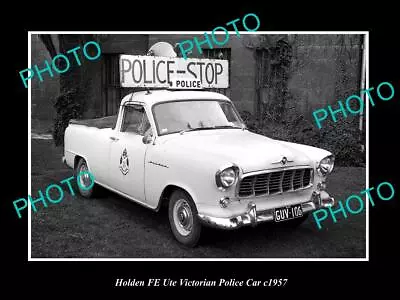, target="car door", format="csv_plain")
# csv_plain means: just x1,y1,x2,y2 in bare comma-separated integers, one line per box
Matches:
108,103,152,203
